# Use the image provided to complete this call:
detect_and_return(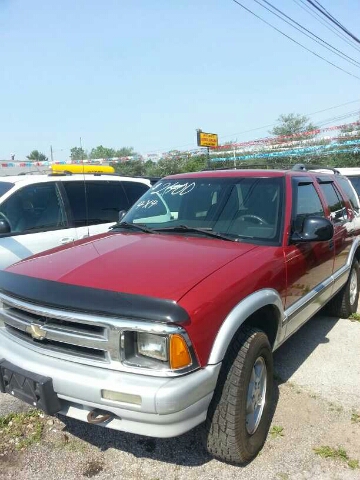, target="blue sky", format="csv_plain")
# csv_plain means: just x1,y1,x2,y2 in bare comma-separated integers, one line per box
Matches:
0,0,359,161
